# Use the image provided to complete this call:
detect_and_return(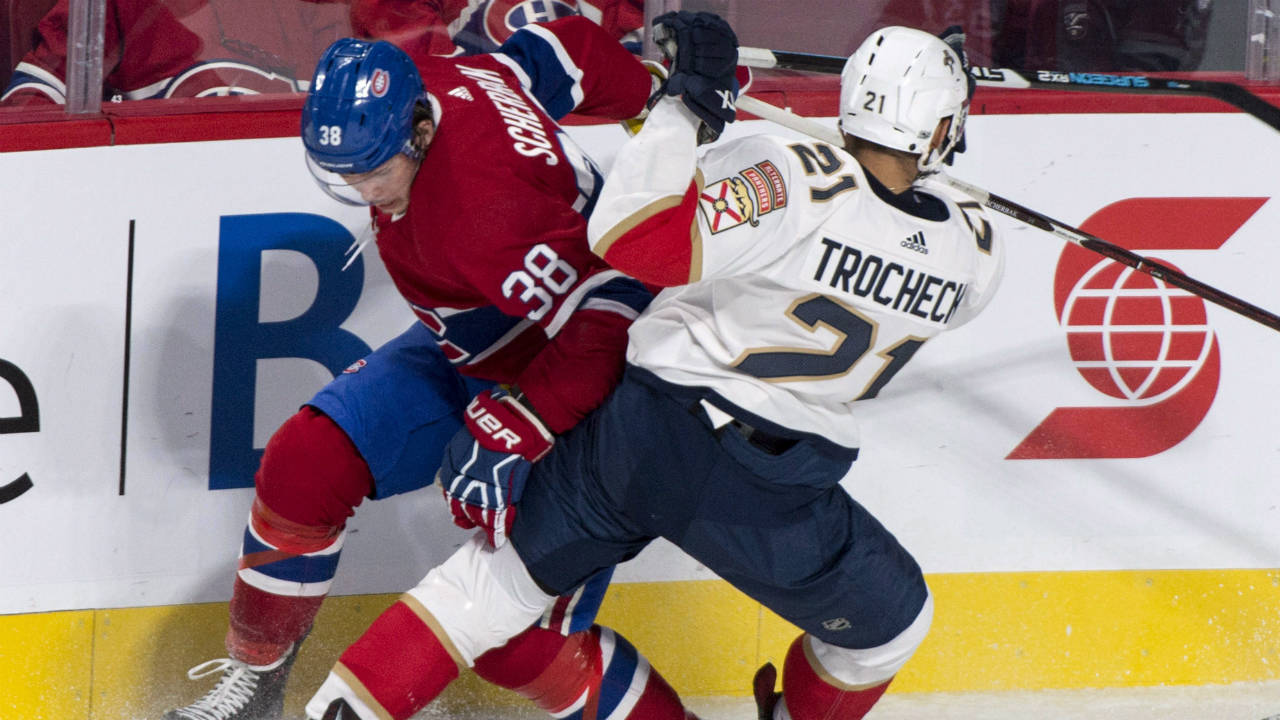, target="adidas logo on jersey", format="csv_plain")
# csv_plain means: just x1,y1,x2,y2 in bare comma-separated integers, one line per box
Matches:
900,231,928,254
447,86,474,101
